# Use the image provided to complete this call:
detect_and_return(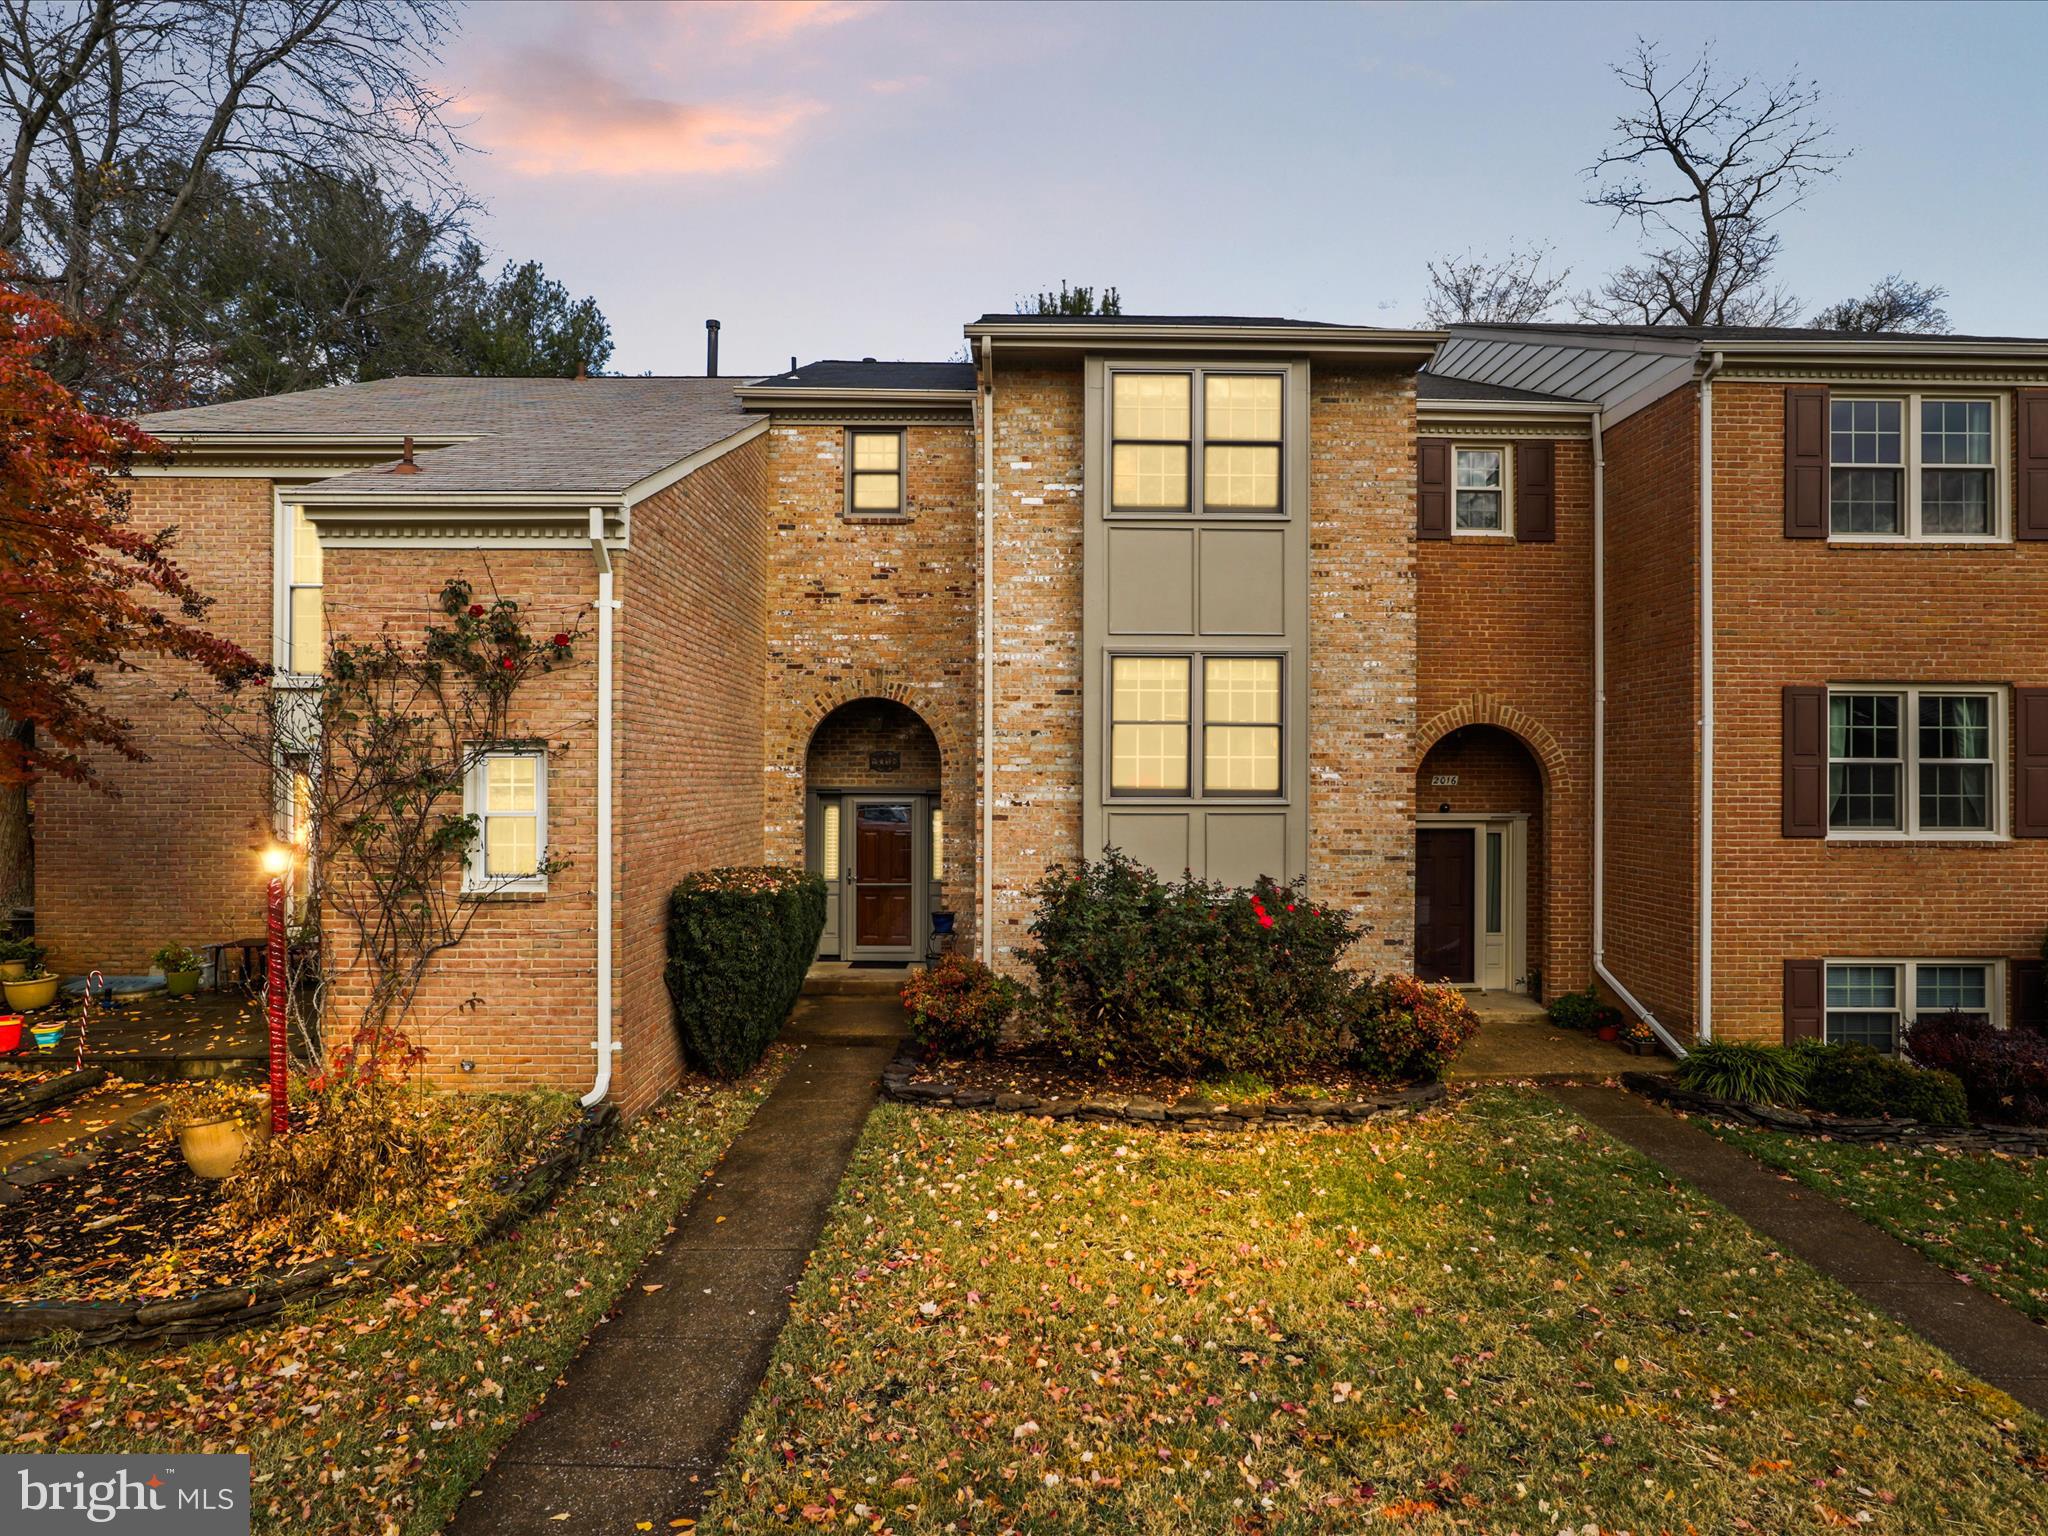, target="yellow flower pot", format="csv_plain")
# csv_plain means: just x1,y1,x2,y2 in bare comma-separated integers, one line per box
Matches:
177,1114,270,1180
0,959,27,981
3,973,58,1011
